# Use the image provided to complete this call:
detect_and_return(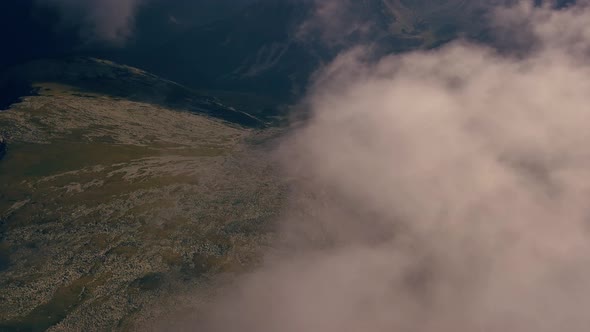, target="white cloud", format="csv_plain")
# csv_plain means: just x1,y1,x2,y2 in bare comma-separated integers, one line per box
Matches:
171,2,590,331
